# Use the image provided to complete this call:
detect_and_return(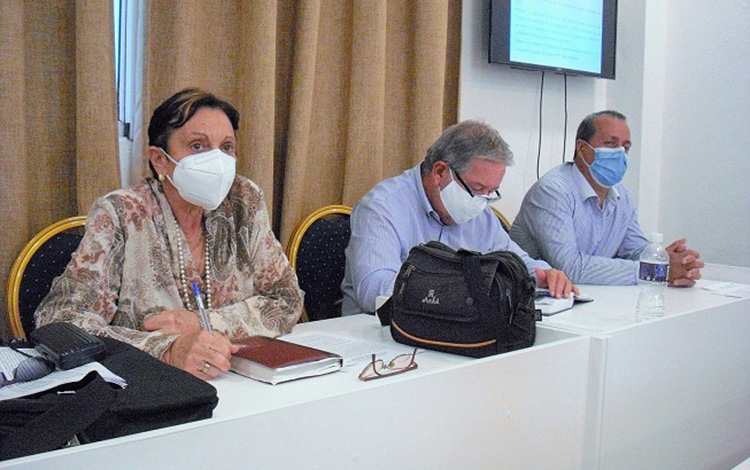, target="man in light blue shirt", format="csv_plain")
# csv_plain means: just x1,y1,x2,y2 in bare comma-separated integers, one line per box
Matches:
510,110,703,285
341,120,577,316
